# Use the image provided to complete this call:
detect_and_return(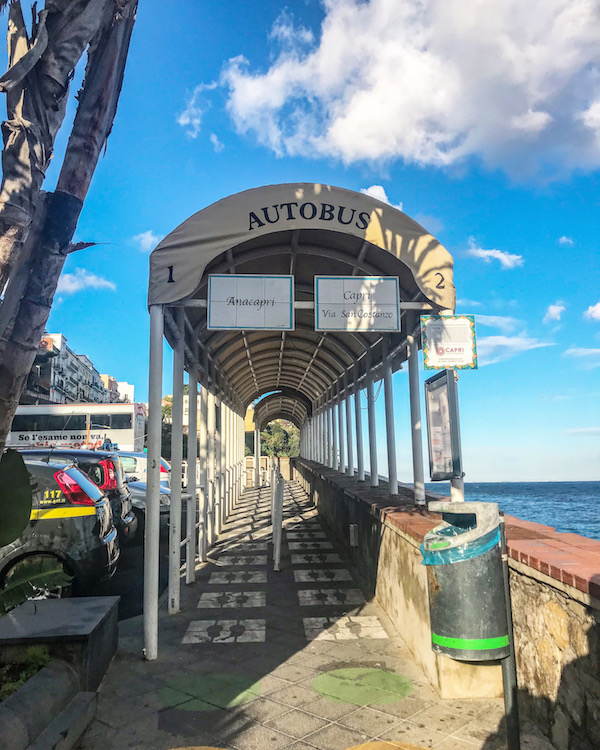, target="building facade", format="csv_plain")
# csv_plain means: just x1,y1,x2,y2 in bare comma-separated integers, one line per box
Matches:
21,333,126,406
